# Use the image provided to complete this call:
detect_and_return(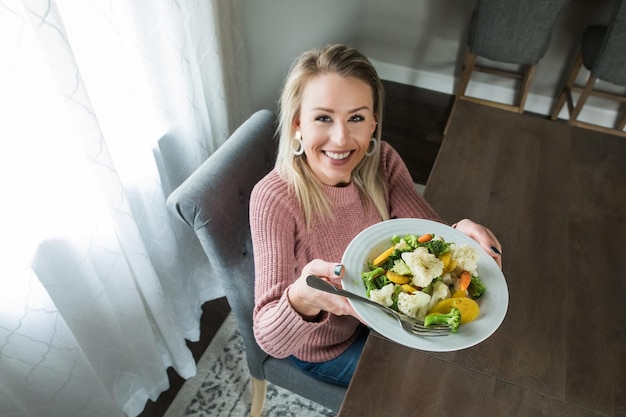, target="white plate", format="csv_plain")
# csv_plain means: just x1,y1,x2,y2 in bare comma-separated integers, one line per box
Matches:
341,218,508,352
